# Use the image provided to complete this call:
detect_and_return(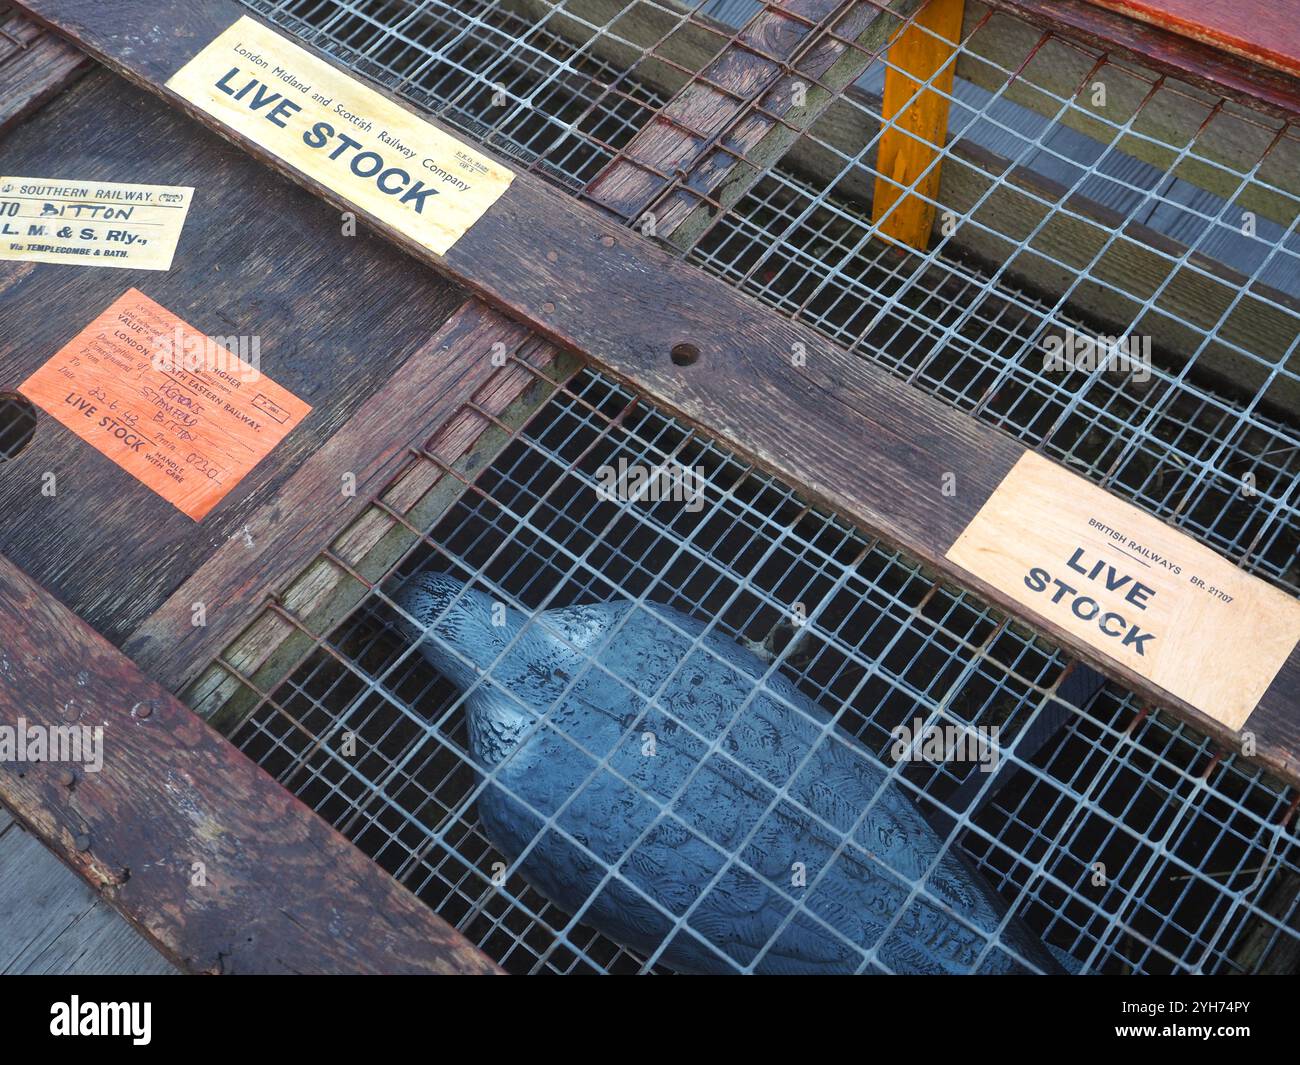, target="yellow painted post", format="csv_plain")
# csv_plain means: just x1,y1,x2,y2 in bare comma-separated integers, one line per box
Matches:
871,0,965,250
